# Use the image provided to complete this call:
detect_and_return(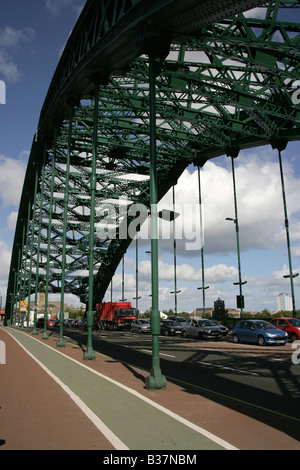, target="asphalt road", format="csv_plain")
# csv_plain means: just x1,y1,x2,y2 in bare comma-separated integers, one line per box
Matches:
49,326,300,443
